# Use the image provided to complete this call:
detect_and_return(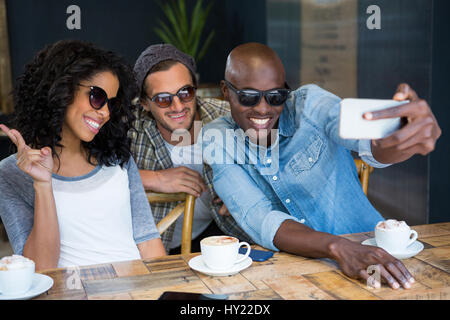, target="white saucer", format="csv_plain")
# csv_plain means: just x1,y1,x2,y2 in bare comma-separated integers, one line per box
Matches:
361,238,424,260
0,273,54,300
188,254,252,277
